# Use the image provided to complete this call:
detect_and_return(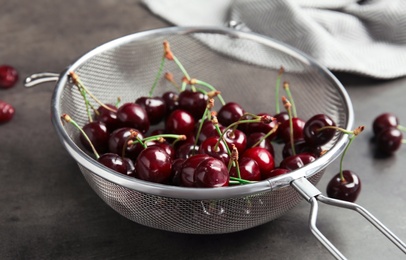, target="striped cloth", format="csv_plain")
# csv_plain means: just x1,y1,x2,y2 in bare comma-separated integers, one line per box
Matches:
142,0,406,79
